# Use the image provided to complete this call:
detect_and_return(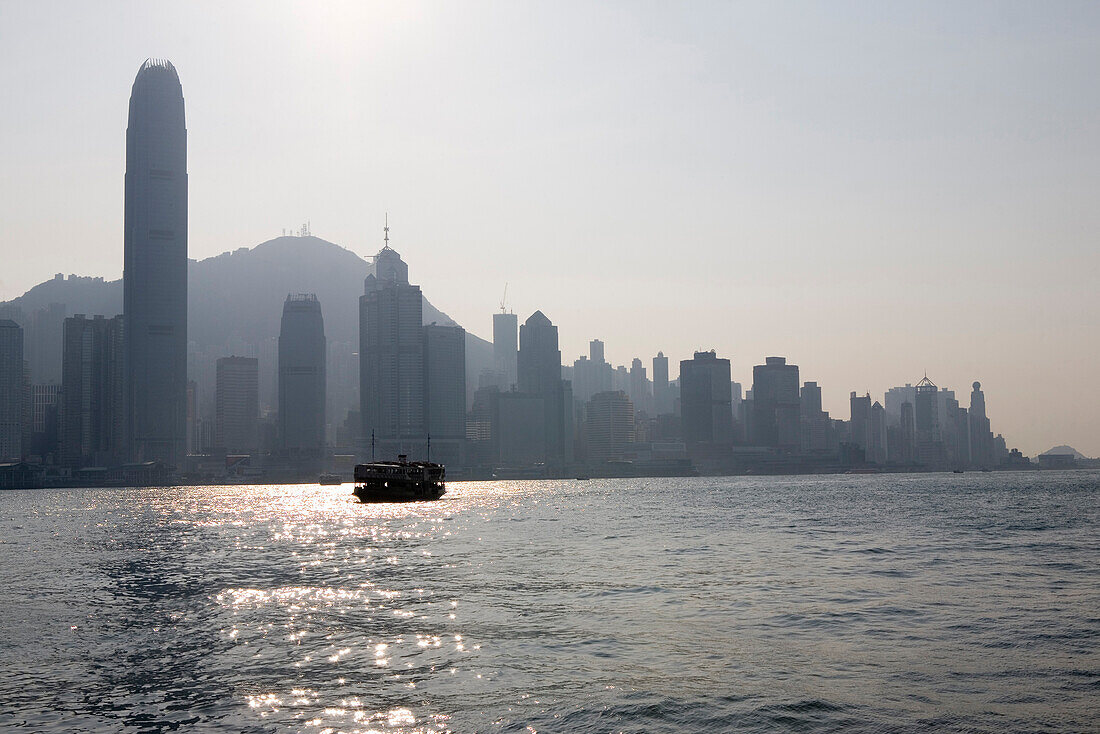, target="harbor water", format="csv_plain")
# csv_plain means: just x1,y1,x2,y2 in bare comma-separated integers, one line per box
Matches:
1,471,1098,732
